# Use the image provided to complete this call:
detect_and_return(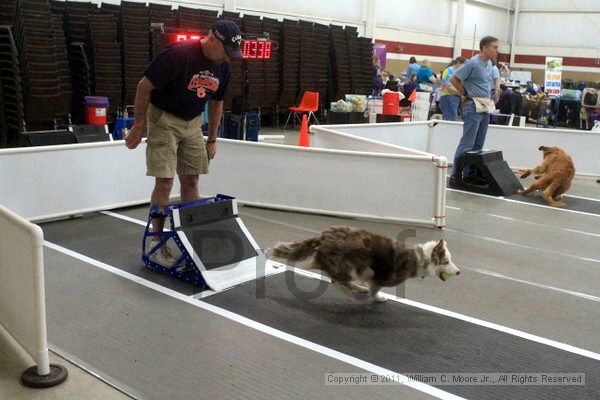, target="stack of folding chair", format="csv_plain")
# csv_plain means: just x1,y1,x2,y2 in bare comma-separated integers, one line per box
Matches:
279,19,300,109
0,0,16,26
88,10,121,119
297,20,328,108
13,0,69,130
120,1,150,107
64,1,96,45
68,43,91,124
149,3,175,59
197,9,218,32
51,12,72,126
354,36,375,95
176,6,202,31
49,0,64,16
221,11,244,113
312,23,330,105
242,14,265,111
298,20,315,98
0,26,25,147
345,26,364,95
100,2,120,19
261,17,281,111
329,24,352,101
